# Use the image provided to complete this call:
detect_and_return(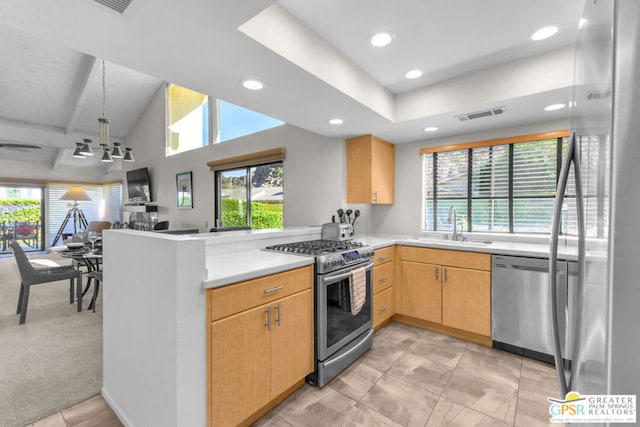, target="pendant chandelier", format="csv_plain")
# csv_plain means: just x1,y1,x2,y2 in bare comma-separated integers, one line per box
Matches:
72,59,134,162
